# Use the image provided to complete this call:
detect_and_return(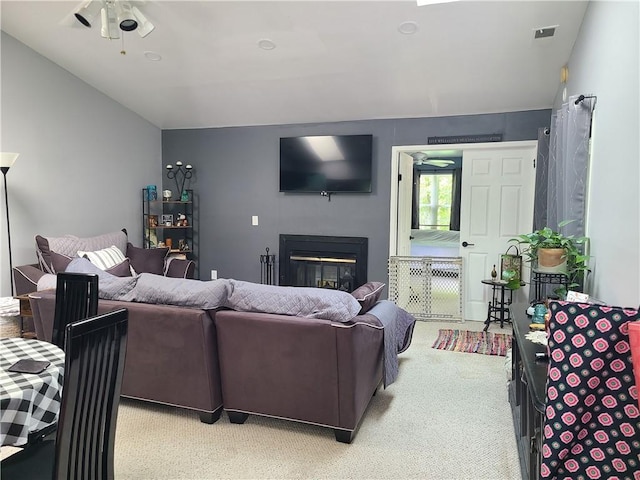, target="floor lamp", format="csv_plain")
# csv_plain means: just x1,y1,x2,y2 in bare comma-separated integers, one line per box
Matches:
1,153,19,296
